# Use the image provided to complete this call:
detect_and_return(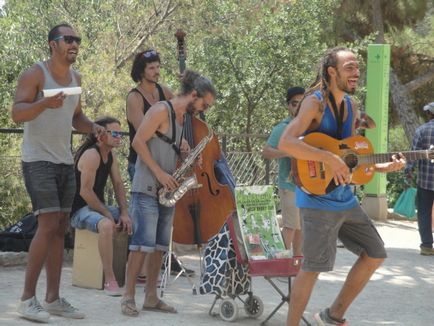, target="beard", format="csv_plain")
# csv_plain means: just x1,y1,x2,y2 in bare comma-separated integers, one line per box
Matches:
186,101,196,115
144,75,159,84
336,71,356,95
